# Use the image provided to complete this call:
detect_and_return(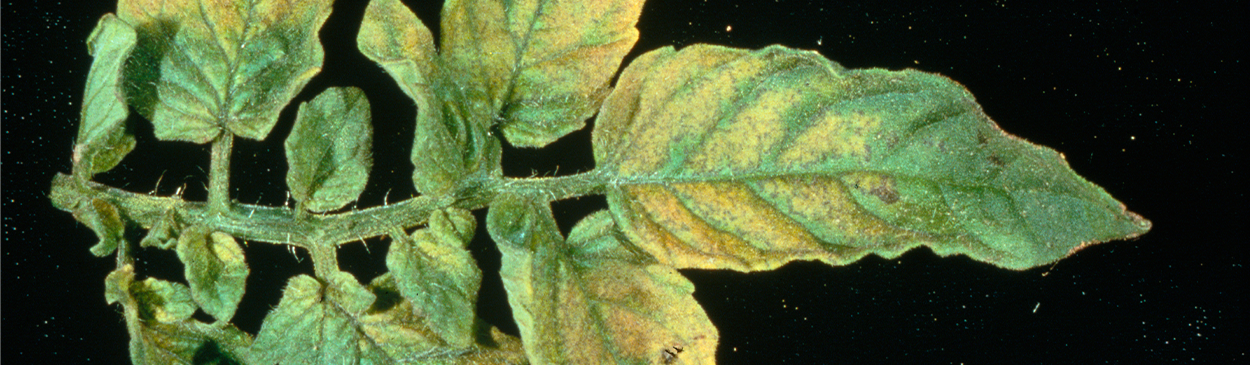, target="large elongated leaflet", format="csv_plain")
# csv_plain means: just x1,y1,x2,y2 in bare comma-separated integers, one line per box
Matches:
116,0,331,142
488,195,718,364
595,45,1151,271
